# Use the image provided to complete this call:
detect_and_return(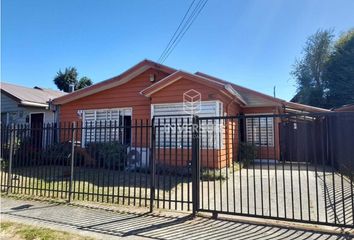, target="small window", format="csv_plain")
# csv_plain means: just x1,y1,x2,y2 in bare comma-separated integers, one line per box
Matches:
246,116,274,147
82,108,132,146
